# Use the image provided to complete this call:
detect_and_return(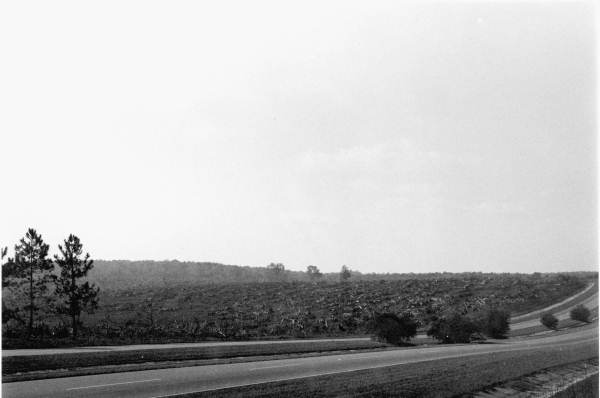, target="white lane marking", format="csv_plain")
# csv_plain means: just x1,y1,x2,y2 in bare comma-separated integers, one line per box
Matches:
66,378,161,390
146,336,598,398
250,363,297,371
